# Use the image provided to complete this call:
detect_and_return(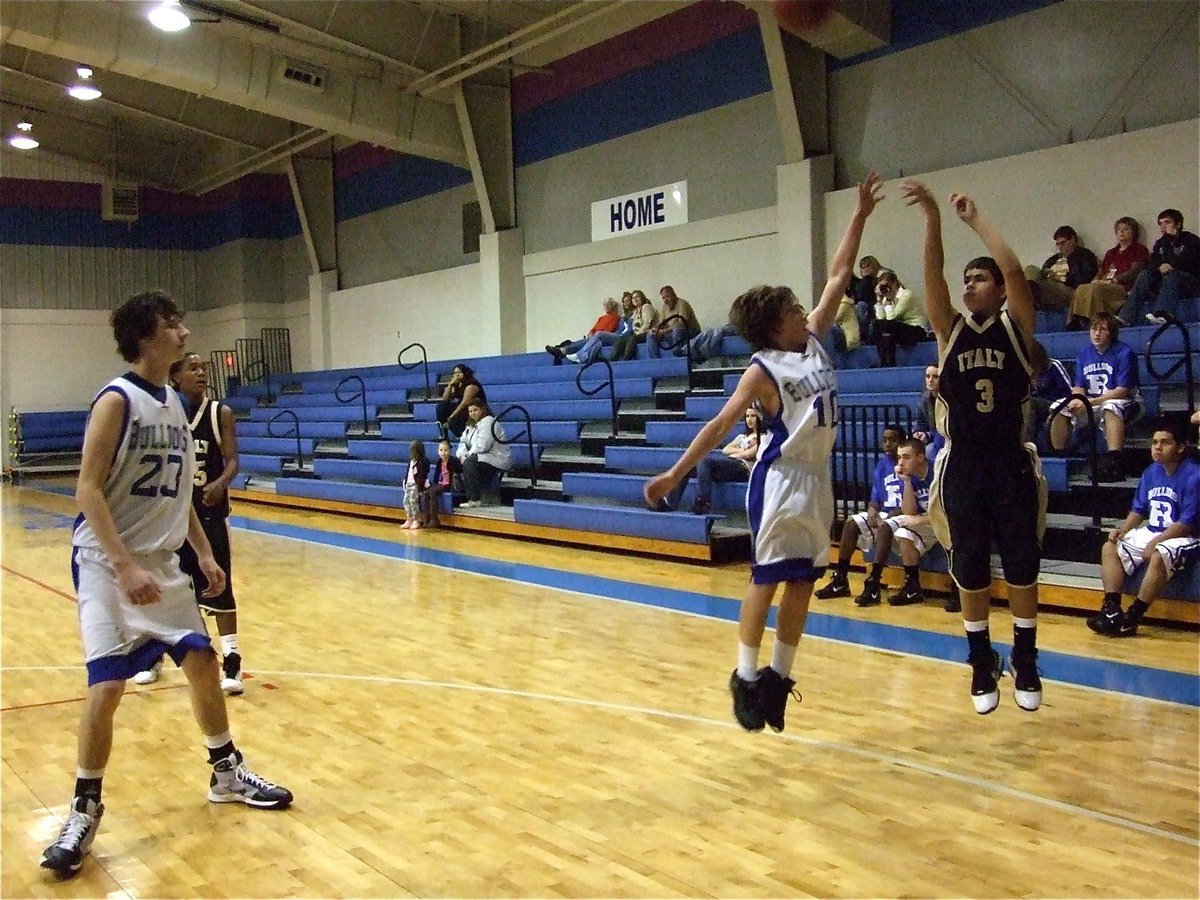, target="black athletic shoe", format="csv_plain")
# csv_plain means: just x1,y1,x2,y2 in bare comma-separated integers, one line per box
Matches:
968,648,1002,715
1007,650,1042,711
221,651,244,695
756,666,801,733
943,587,962,613
814,574,851,600
854,578,882,607
889,581,925,606
40,797,104,879
728,671,765,732
1086,597,1123,636
1116,605,1144,637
